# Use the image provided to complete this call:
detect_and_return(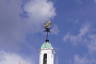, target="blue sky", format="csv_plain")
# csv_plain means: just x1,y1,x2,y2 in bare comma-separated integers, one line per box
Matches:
0,0,96,64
